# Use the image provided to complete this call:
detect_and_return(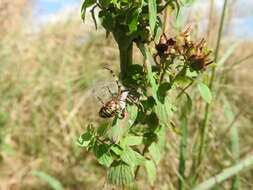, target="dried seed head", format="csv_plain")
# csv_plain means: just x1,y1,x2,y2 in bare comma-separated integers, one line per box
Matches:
153,27,213,69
